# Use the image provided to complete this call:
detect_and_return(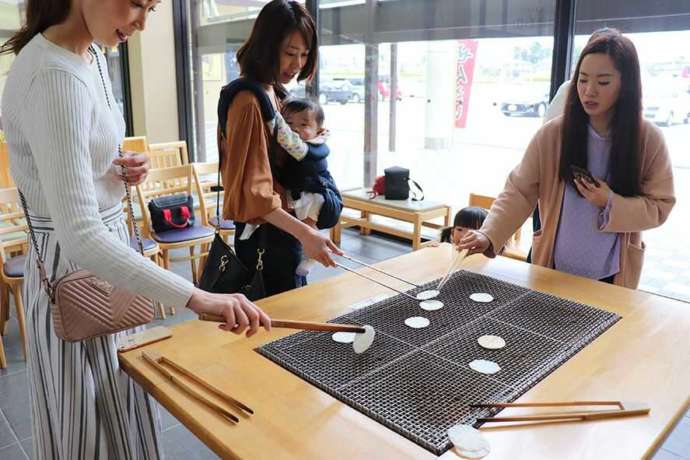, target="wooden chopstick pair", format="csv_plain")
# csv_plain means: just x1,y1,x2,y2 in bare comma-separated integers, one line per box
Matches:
335,262,419,300
198,313,366,334
437,248,469,291
142,350,253,424
470,400,650,423
339,254,422,288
